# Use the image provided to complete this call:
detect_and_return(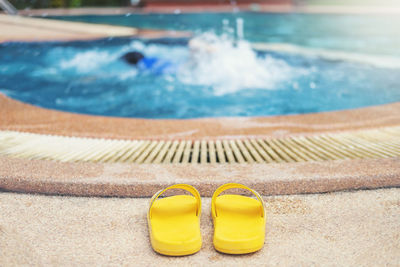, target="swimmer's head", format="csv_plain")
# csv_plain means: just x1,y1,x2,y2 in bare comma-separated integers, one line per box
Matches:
122,51,145,65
